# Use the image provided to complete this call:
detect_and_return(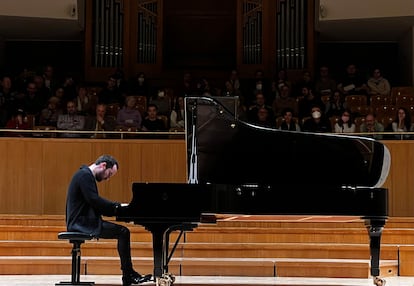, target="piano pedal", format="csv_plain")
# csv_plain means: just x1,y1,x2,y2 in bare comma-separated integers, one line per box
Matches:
373,277,386,286
156,273,175,286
